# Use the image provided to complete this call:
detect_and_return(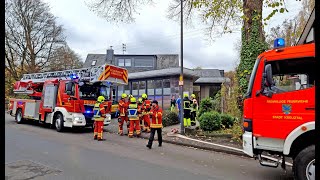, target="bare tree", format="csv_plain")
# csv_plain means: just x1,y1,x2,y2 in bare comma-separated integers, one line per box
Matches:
5,0,65,79
86,0,154,23
266,0,314,47
46,45,84,71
